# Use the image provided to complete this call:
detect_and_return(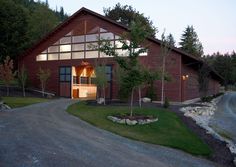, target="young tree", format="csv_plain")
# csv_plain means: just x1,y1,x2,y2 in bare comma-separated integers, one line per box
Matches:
104,3,157,37
160,31,172,104
99,21,151,116
37,68,51,97
0,56,16,96
179,25,203,57
18,64,28,97
94,61,108,105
